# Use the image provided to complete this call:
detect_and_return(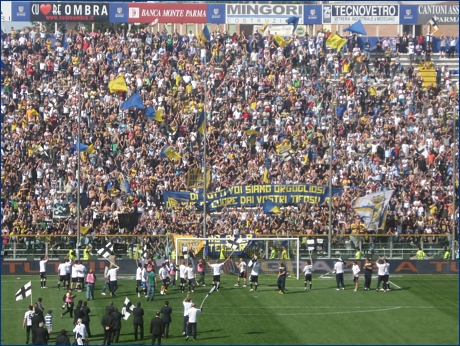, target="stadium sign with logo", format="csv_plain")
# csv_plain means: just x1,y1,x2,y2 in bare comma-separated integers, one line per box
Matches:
109,3,128,23
226,4,304,24
207,3,225,24
322,4,399,24
30,2,109,22
11,1,30,21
